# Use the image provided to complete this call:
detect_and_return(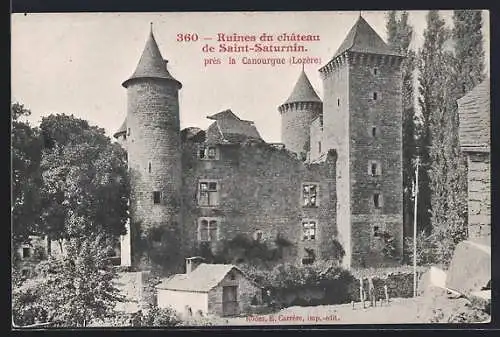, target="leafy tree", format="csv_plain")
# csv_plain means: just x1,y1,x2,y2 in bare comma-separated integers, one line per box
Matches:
386,11,421,248
38,114,129,246
12,234,124,327
11,103,43,246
